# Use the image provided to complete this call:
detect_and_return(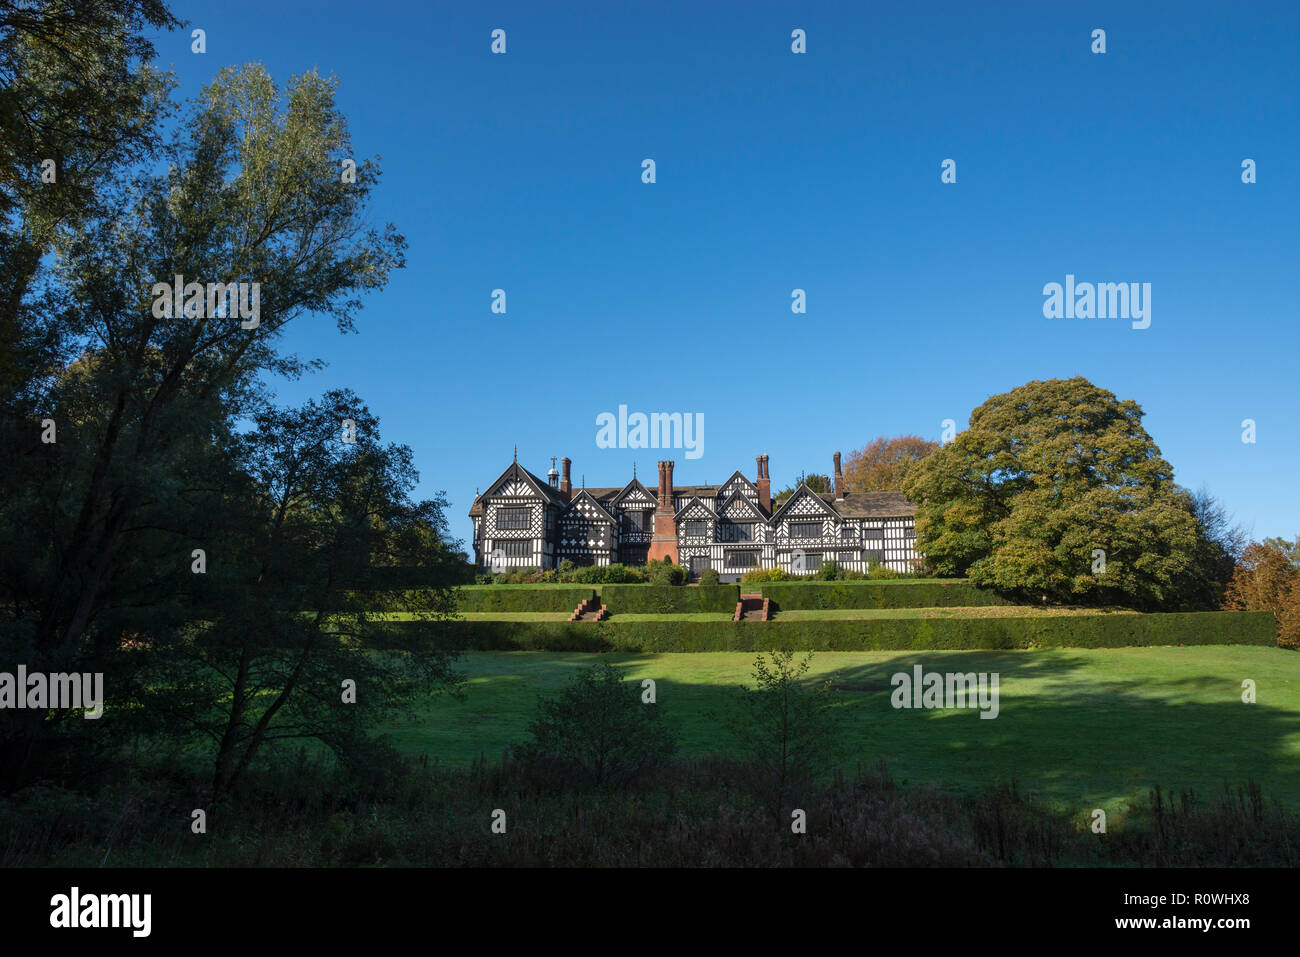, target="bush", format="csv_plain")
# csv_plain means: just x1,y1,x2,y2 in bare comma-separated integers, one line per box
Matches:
601,584,739,614
758,580,1012,610
514,662,677,788
699,567,720,586
379,611,1277,652
649,562,687,586
815,559,841,580
741,566,789,583
450,586,595,613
